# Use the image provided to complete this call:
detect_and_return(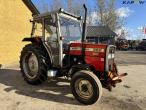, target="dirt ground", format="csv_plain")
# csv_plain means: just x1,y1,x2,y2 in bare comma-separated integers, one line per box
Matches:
0,51,146,110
